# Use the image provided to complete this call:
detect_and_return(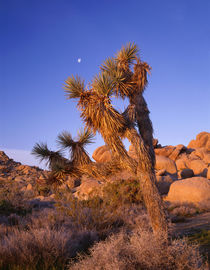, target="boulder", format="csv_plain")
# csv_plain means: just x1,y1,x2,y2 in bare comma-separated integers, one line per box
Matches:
169,144,186,161
155,155,177,176
187,159,207,175
74,178,103,200
166,177,210,204
155,144,186,161
14,176,25,183
155,146,174,158
180,168,194,179
156,175,174,195
92,145,112,163
175,158,188,171
188,132,210,151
